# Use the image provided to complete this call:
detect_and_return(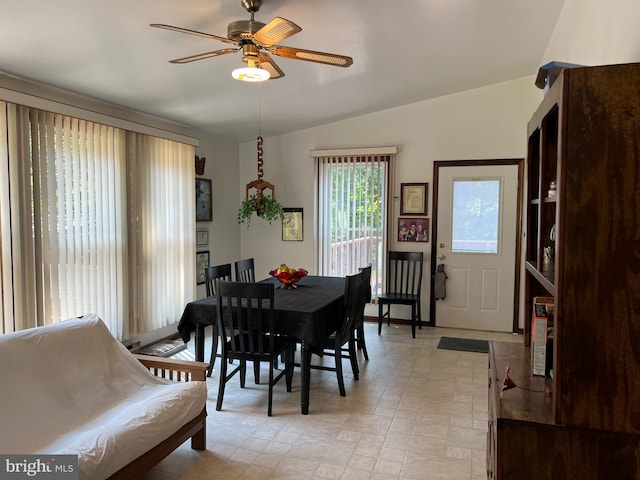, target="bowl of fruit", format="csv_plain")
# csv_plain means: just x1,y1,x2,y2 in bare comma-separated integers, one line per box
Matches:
269,264,308,289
